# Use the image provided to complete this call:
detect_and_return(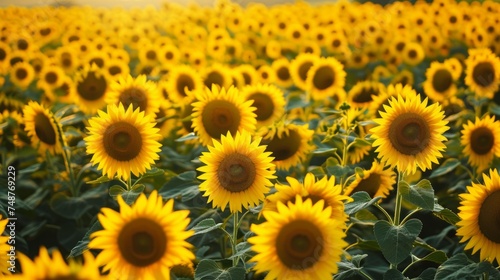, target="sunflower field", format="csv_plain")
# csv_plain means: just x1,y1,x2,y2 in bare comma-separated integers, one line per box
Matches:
1,0,500,279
